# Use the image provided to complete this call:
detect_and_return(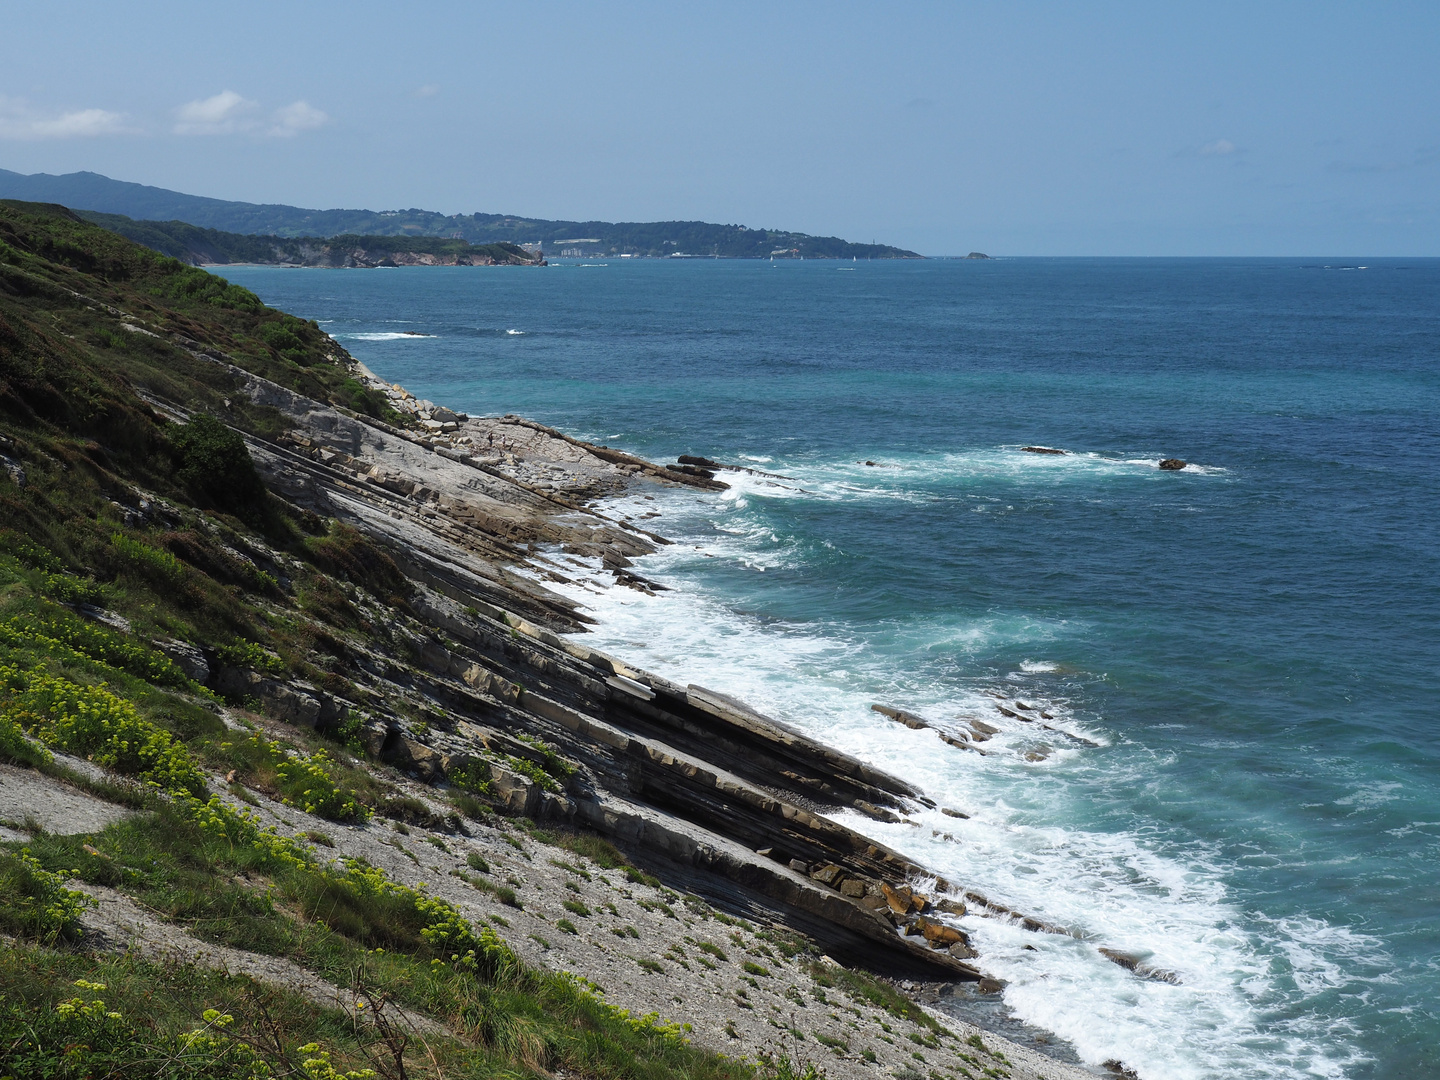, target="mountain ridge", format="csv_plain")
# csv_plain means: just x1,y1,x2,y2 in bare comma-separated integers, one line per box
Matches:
0,169,921,259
